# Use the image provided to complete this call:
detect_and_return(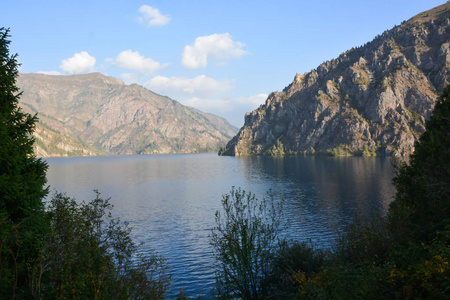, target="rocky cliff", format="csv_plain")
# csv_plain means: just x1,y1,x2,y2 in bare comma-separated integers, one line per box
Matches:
221,2,450,157
17,72,237,157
